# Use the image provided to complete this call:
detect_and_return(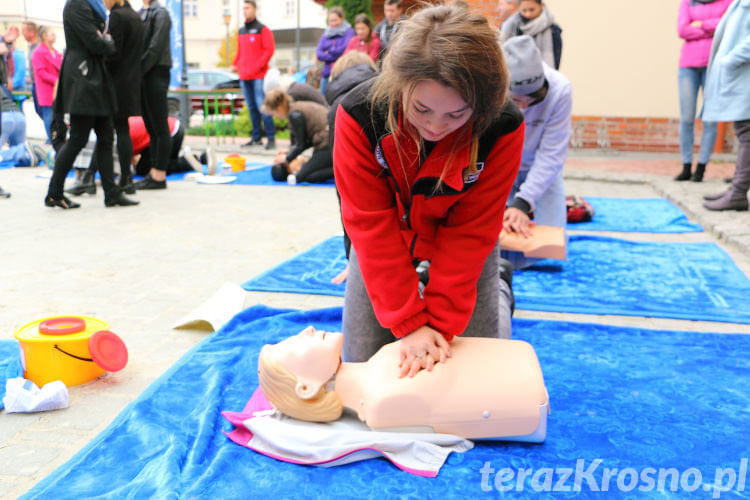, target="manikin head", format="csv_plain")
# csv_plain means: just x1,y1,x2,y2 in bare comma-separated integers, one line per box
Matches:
257,327,344,422
243,0,257,22
519,0,543,20
383,0,403,25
